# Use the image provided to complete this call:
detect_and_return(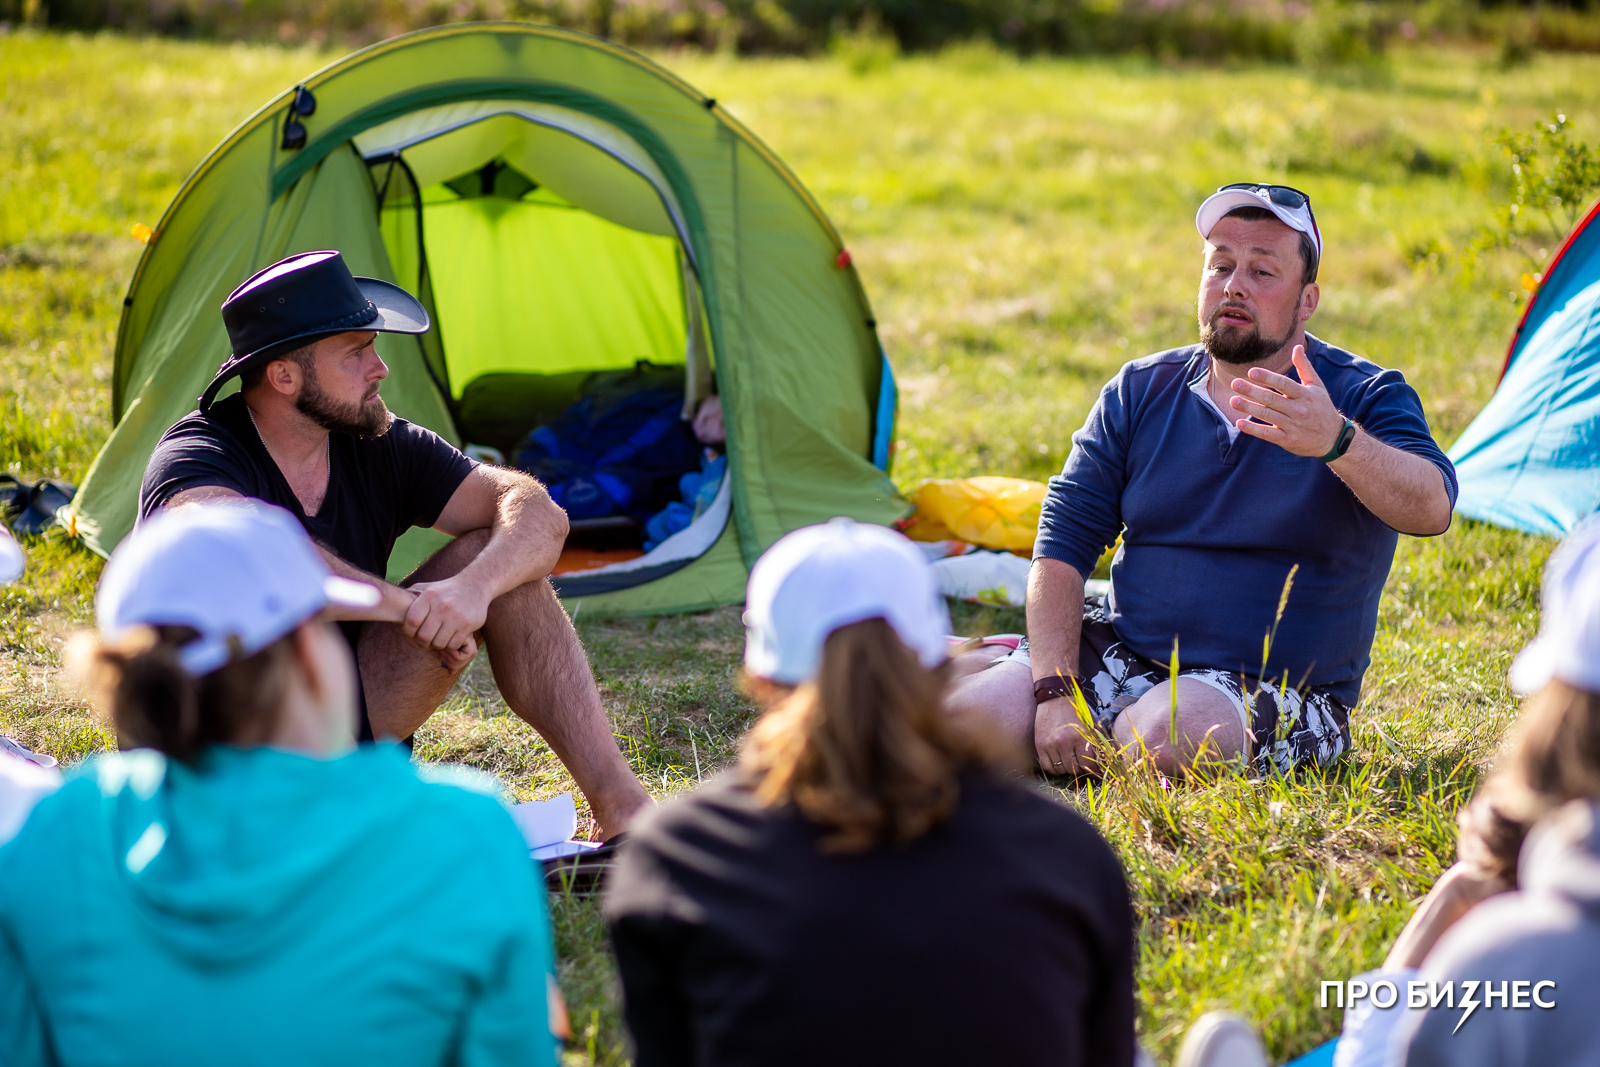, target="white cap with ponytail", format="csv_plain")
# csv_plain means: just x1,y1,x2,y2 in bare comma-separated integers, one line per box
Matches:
100,503,378,676
744,518,950,686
